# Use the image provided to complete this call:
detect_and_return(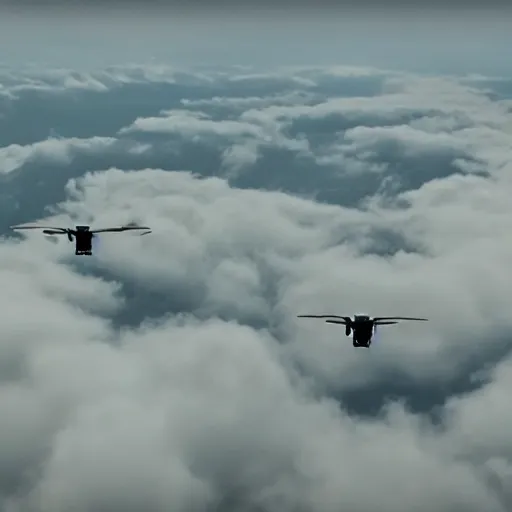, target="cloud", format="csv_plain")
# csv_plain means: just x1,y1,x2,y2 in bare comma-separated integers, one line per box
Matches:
119,108,311,176
2,62,512,511
0,64,185,98
0,238,509,511
0,262,509,512
0,136,117,174
52,167,512,390
180,90,317,111
120,109,266,138
109,66,511,196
